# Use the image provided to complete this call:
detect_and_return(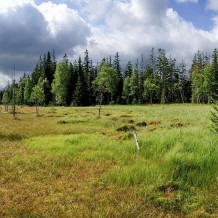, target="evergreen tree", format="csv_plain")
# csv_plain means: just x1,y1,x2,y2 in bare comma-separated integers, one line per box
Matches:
190,51,207,103
129,68,139,104
72,75,85,106
202,65,216,103
174,61,187,103
124,61,133,78
44,51,56,104
32,56,44,87
2,91,9,111
113,52,123,104
24,77,33,105
16,77,26,106
72,56,87,106
168,56,177,103
83,49,95,105
122,76,132,104
212,48,218,100
156,48,169,103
